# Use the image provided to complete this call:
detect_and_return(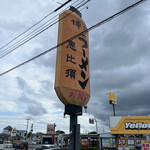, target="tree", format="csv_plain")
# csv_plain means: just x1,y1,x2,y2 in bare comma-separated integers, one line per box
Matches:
55,130,65,134
88,131,96,134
